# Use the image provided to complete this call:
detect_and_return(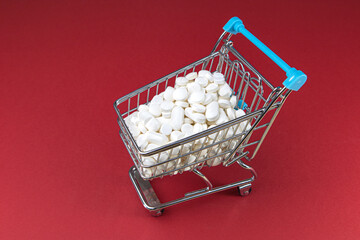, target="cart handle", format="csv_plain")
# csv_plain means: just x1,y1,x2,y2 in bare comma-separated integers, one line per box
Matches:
223,17,307,91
